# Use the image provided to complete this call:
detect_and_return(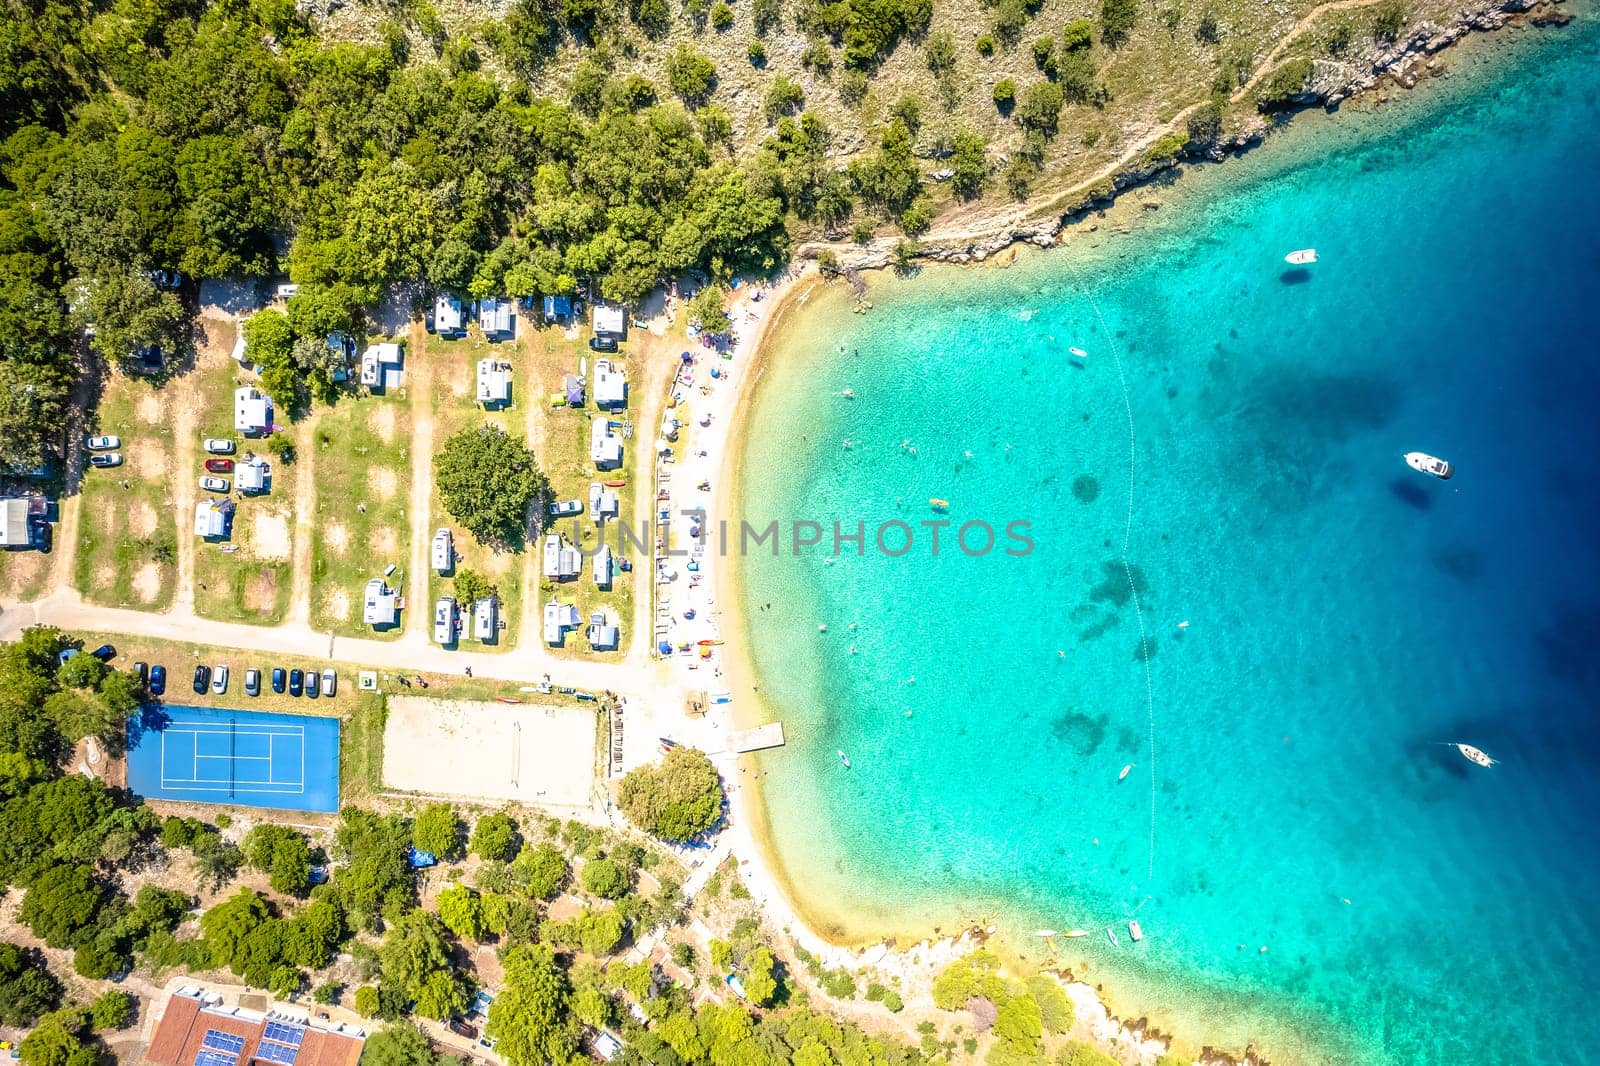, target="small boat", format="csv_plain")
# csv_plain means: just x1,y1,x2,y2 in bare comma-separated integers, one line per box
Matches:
841,389,855,398
1064,929,1090,938
697,639,724,646
603,479,628,487
1285,248,1318,265
837,750,851,769
1457,743,1496,767
1119,763,1134,781
1106,926,1120,947
493,697,523,705
1034,929,1059,939
1069,347,1088,358
1404,451,1453,480
929,498,950,510
1128,920,1144,942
